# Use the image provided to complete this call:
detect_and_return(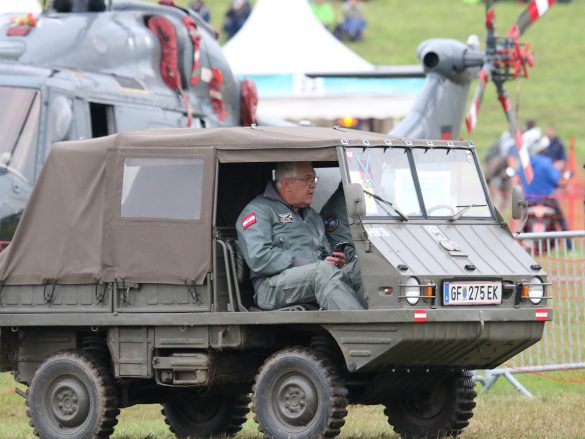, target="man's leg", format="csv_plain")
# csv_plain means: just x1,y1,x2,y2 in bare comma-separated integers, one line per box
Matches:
254,262,364,310
254,265,317,310
313,262,364,310
341,259,367,308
